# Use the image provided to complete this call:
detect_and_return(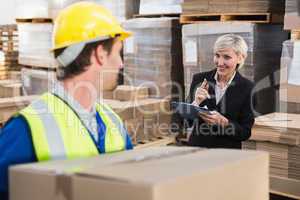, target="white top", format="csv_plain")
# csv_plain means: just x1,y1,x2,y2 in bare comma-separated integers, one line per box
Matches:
214,71,236,105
